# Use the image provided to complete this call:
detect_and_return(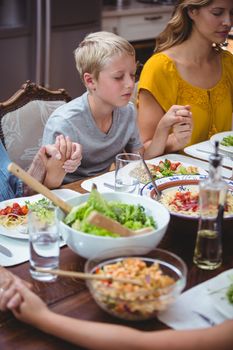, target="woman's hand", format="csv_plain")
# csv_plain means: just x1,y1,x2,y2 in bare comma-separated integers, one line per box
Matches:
172,119,193,149
158,105,192,130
